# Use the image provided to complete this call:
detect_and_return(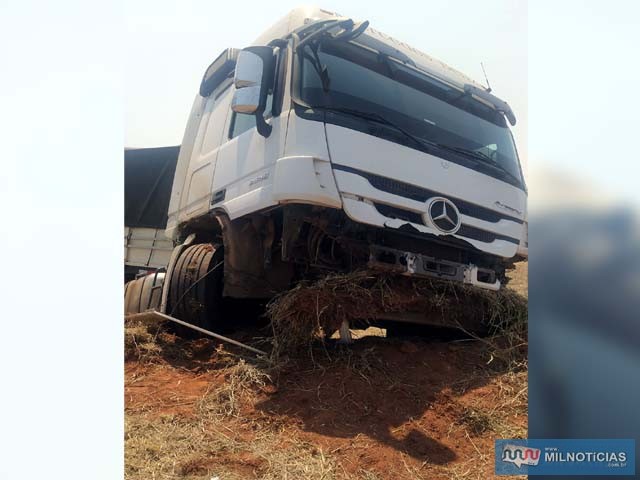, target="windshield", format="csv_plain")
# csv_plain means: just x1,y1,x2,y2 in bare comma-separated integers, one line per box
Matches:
298,40,523,186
